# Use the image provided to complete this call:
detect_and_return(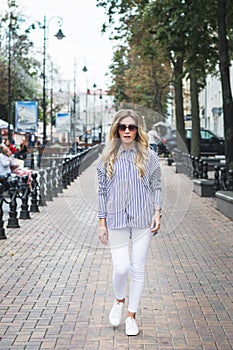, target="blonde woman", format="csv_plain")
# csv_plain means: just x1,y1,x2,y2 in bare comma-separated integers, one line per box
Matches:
97,109,162,336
